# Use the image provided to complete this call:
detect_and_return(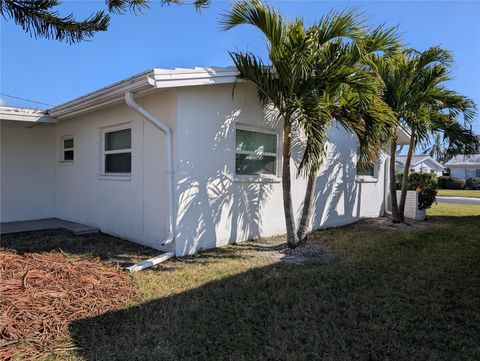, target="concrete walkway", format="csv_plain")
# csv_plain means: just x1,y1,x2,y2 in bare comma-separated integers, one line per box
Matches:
0,218,99,235
436,196,480,206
